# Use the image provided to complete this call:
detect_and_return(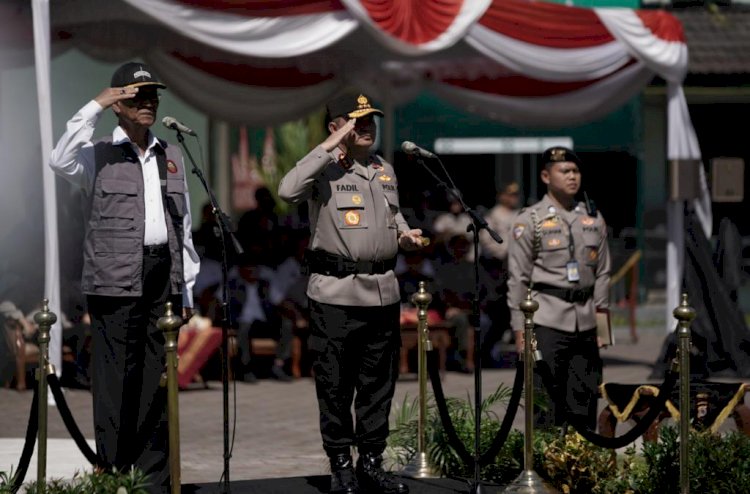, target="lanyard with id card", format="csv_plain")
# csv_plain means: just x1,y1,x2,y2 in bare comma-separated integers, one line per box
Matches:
563,217,580,282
